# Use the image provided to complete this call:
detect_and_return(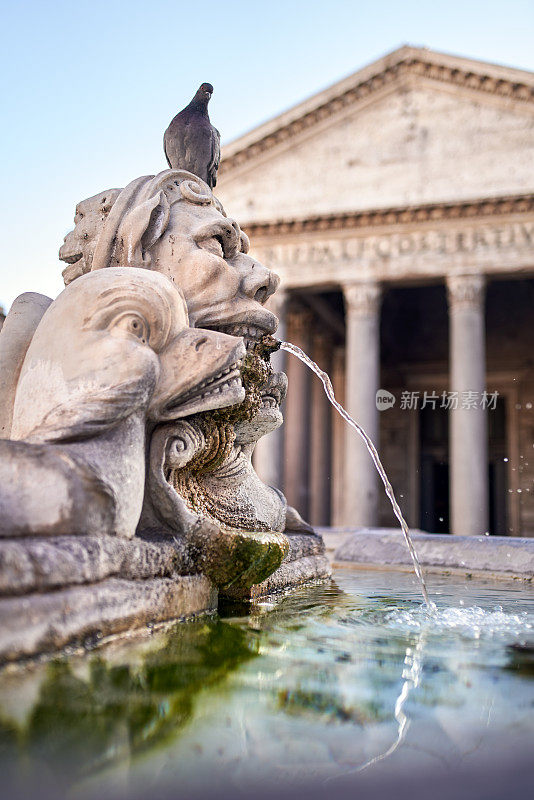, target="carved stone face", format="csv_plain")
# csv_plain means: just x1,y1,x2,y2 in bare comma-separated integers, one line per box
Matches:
59,171,282,378
57,172,289,536
145,194,286,441
11,268,246,443
149,200,280,339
